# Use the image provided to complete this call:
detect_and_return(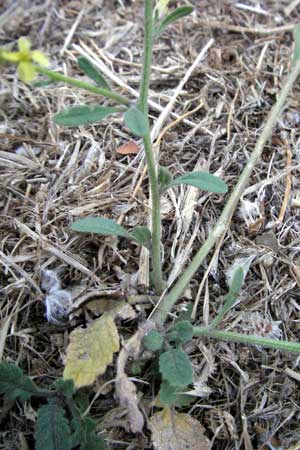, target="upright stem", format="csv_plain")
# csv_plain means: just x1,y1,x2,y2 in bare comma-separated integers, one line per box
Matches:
139,0,164,293
152,57,300,324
